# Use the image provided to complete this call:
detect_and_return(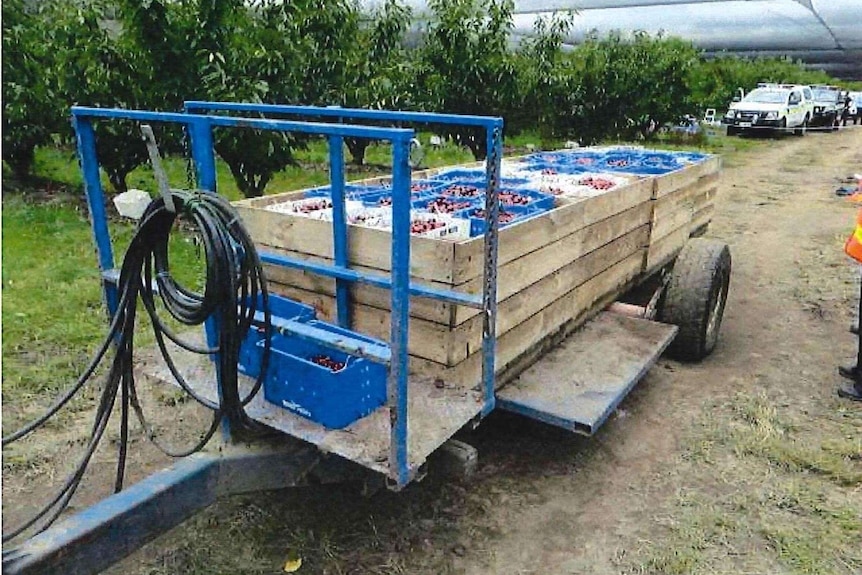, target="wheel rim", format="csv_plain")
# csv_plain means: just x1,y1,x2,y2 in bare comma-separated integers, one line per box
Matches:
705,279,727,344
